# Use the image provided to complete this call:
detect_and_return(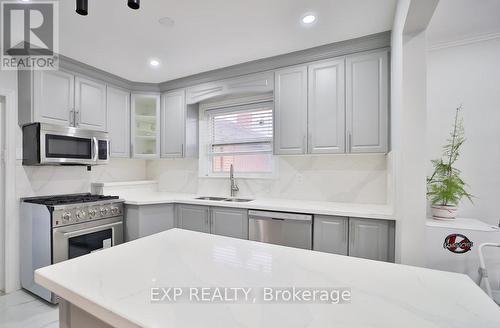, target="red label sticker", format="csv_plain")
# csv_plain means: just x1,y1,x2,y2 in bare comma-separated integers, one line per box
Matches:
443,234,473,254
